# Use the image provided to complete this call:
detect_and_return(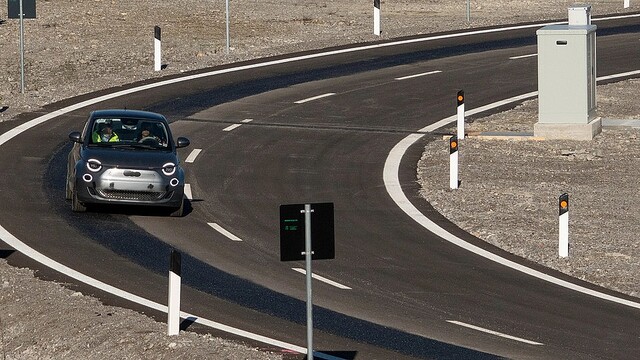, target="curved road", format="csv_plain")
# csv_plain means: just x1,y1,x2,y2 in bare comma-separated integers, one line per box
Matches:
1,15,640,359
